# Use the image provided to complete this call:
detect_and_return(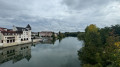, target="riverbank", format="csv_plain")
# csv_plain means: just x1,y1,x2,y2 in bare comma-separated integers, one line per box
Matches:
0,39,43,48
